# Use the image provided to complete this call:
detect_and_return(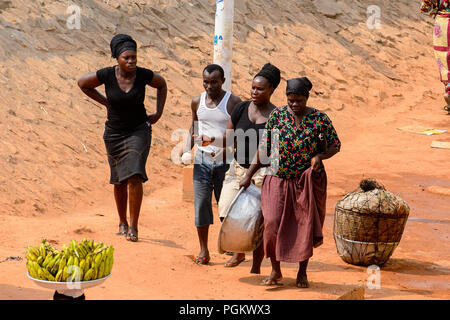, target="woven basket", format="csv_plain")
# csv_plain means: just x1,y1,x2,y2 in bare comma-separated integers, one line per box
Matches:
333,185,409,266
